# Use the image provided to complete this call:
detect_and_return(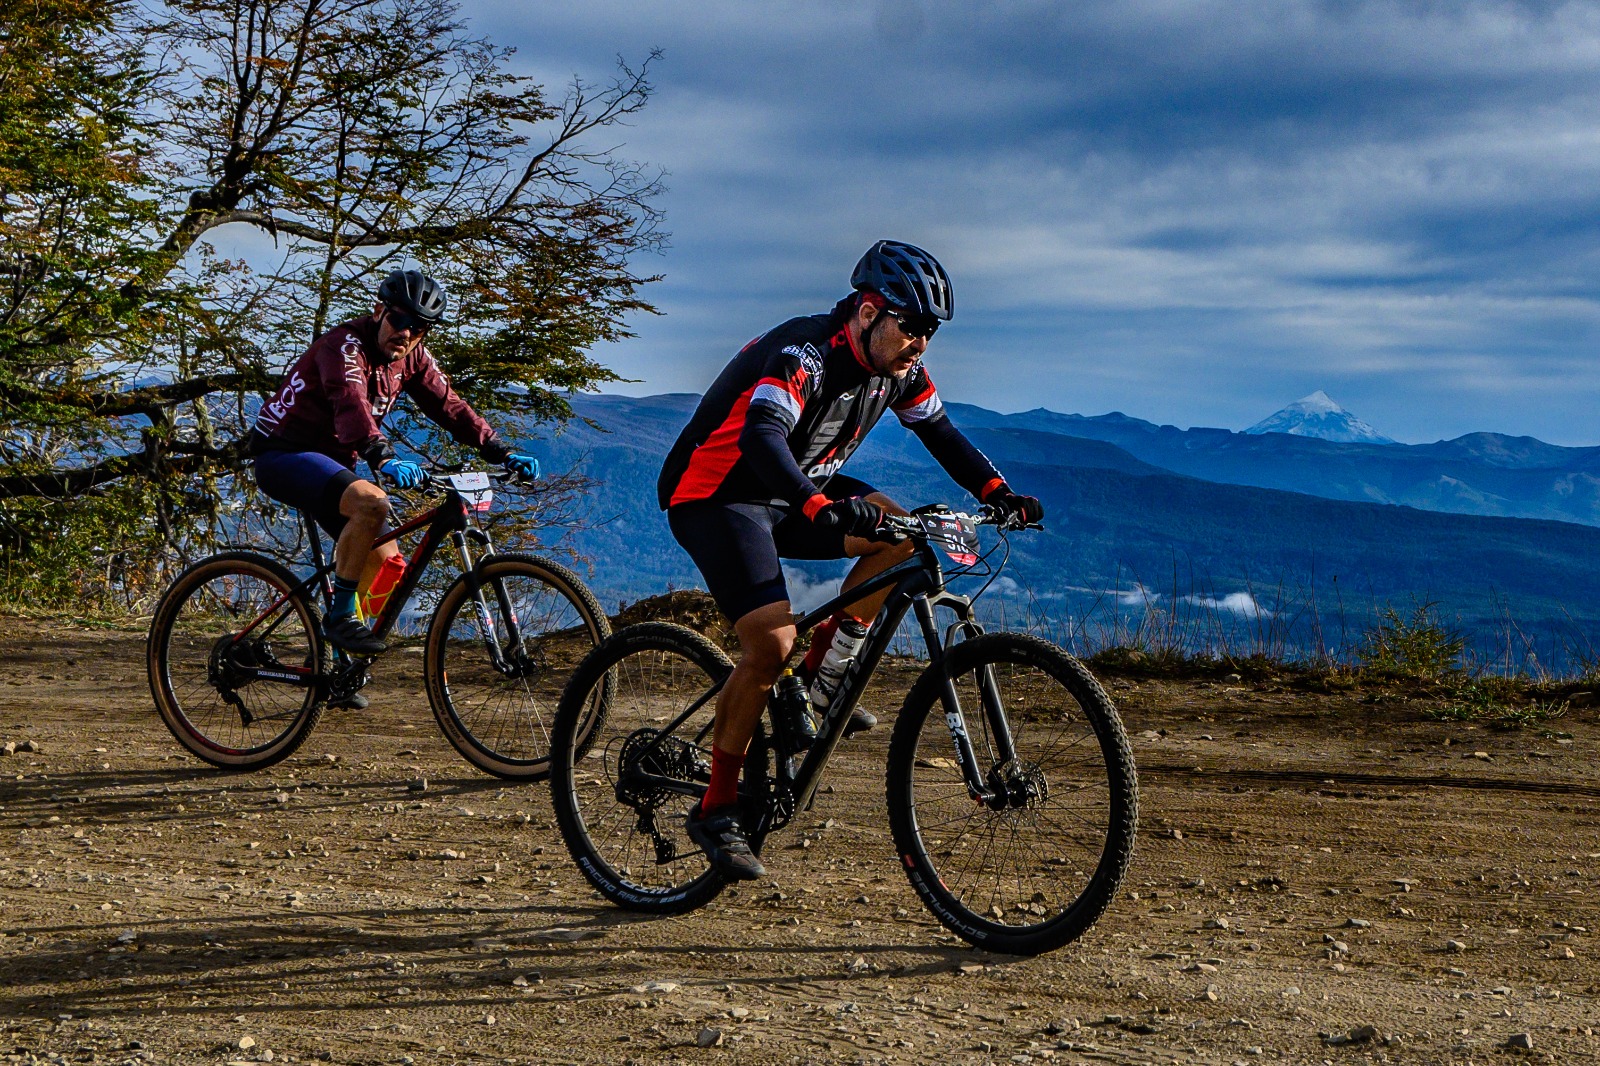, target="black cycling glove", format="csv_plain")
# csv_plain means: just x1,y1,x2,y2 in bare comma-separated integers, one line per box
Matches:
813,497,885,539
988,486,1045,528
